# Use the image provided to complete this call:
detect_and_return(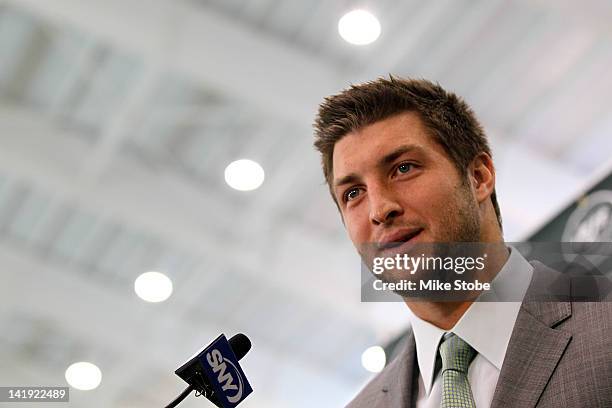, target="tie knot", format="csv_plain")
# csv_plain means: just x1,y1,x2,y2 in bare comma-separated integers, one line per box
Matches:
439,334,476,374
